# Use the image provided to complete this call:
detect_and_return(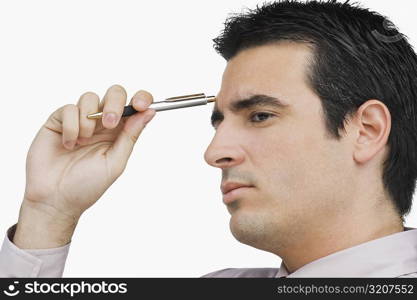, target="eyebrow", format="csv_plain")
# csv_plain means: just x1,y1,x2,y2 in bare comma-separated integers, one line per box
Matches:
210,94,289,127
